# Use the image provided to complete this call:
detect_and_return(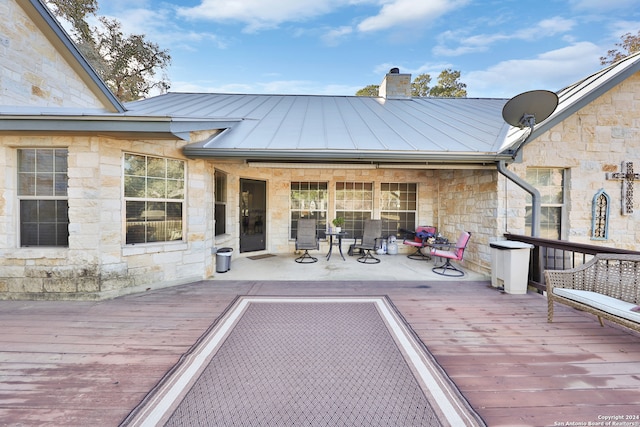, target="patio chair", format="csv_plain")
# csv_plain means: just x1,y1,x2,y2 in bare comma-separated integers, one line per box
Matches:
430,231,471,276
295,218,319,263
402,226,436,261
352,219,383,264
